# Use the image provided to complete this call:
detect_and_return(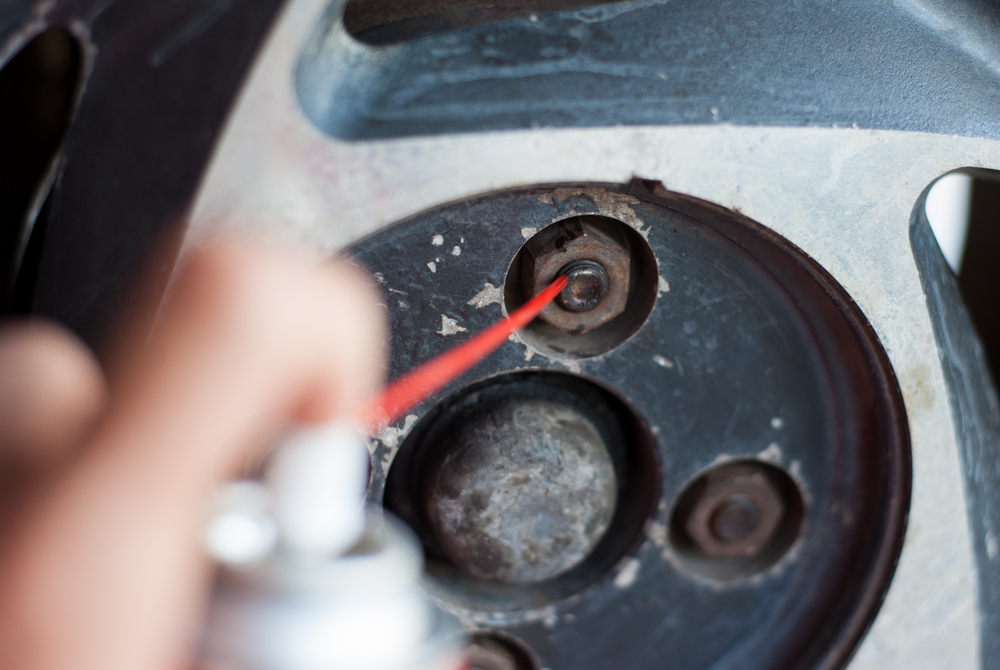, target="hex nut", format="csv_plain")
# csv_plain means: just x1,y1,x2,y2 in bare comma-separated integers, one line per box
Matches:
521,216,631,333
683,464,785,559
